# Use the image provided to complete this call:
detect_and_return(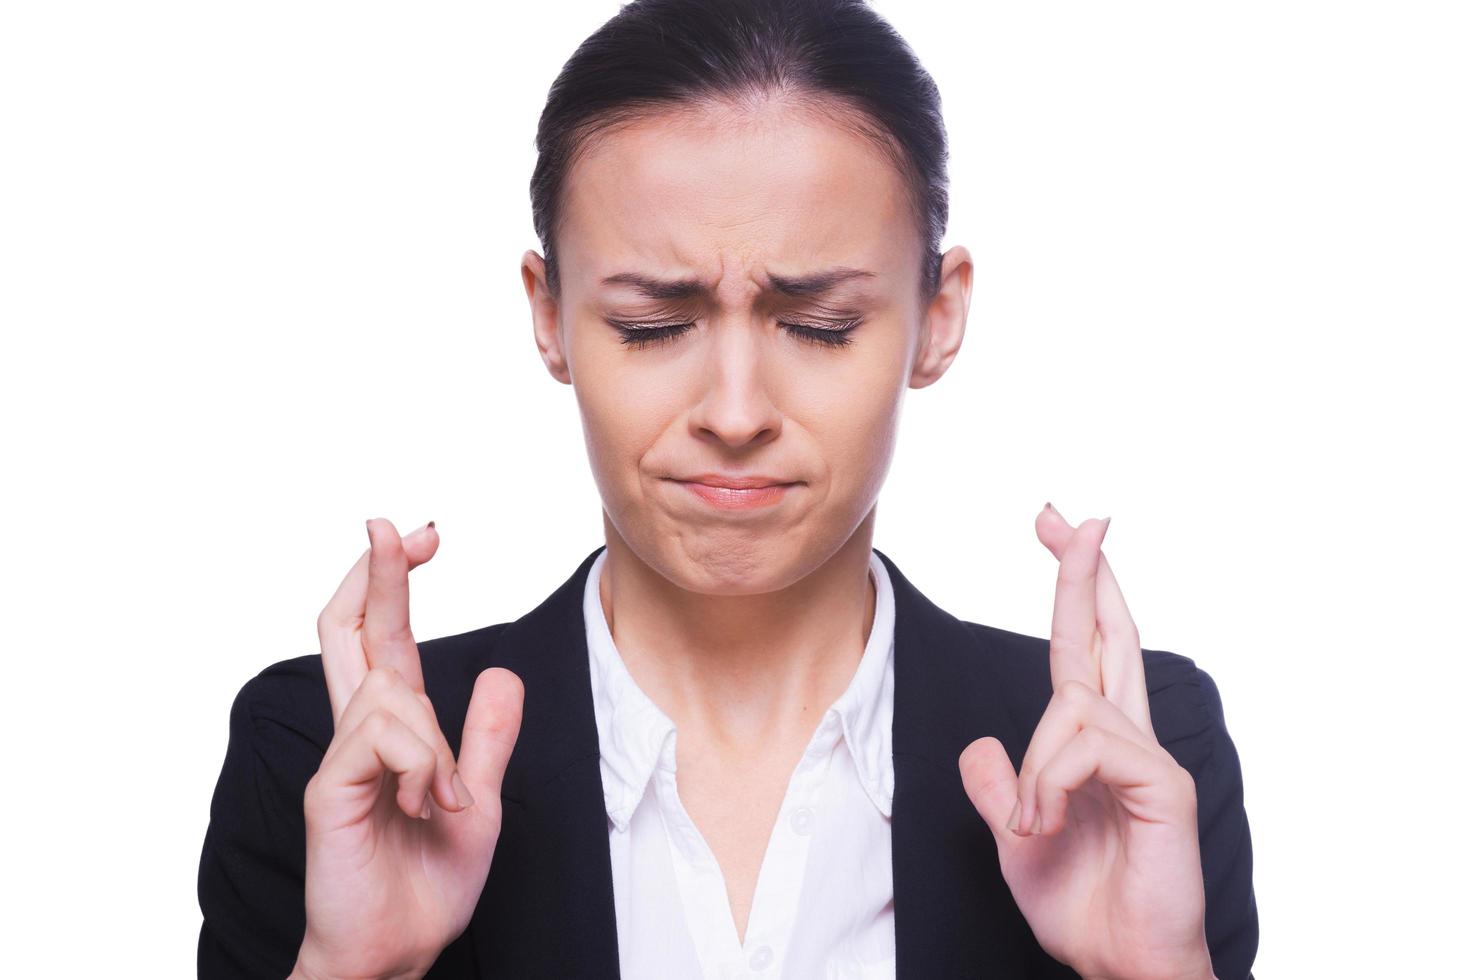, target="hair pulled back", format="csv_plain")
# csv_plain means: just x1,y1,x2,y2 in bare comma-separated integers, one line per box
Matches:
529,0,950,304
